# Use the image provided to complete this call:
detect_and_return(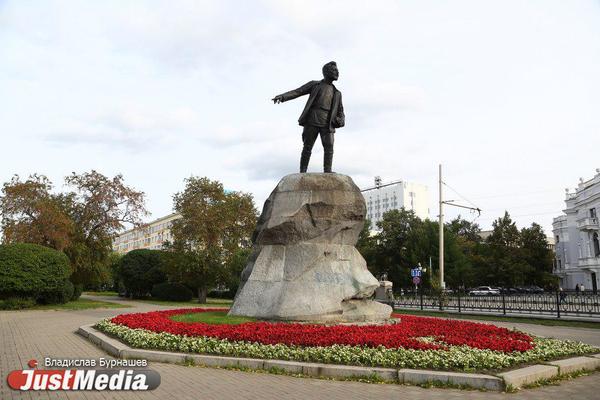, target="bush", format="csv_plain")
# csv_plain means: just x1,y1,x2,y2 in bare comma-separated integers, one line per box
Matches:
0,297,36,310
118,249,167,298
0,243,72,303
208,289,235,299
38,280,74,304
151,282,193,301
72,283,84,301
